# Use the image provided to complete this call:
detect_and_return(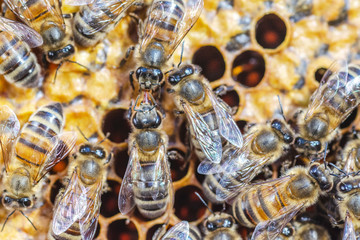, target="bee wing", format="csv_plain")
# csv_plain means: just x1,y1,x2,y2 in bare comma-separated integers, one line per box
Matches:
140,0,203,61
4,0,65,31
305,59,357,129
182,100,222,163
52,168,90,235
161,221,189,239
75,0,138,35
343,211,357,240
205,86,243,148
33,132,77,184
0,105,20,173
0,16,43,48
64,0,94,6
251,203,304,240
118,144,140,215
